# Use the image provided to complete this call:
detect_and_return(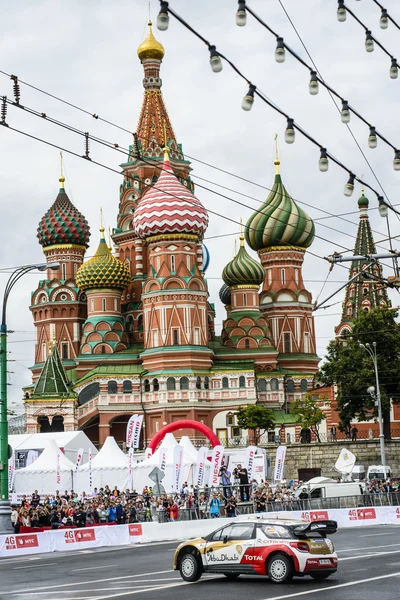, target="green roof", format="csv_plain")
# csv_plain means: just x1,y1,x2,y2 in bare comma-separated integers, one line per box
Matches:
33,346,75,398
74,363,145,387
271,410,299,425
